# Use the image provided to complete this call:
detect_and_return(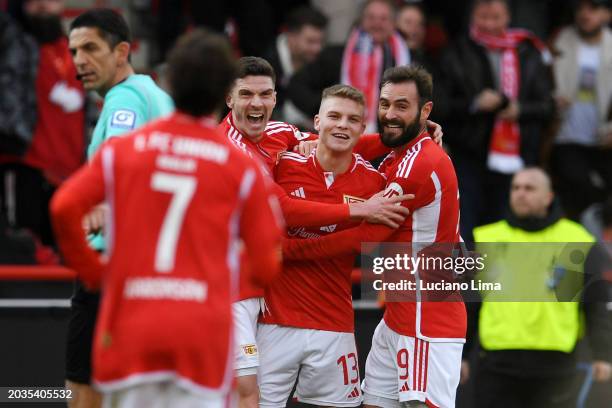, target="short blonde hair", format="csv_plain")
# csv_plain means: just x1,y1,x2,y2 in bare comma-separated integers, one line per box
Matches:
321,84,366,107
